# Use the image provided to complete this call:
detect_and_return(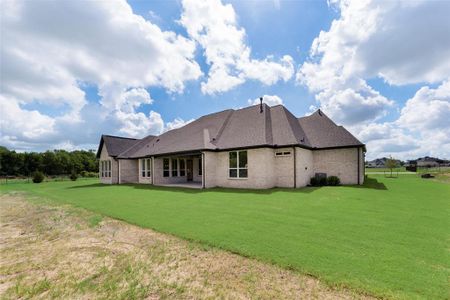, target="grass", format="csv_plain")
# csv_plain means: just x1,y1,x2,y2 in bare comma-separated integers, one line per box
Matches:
365,167,407,173
365,166,450,173
1,175,449,299
1,194,362,299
